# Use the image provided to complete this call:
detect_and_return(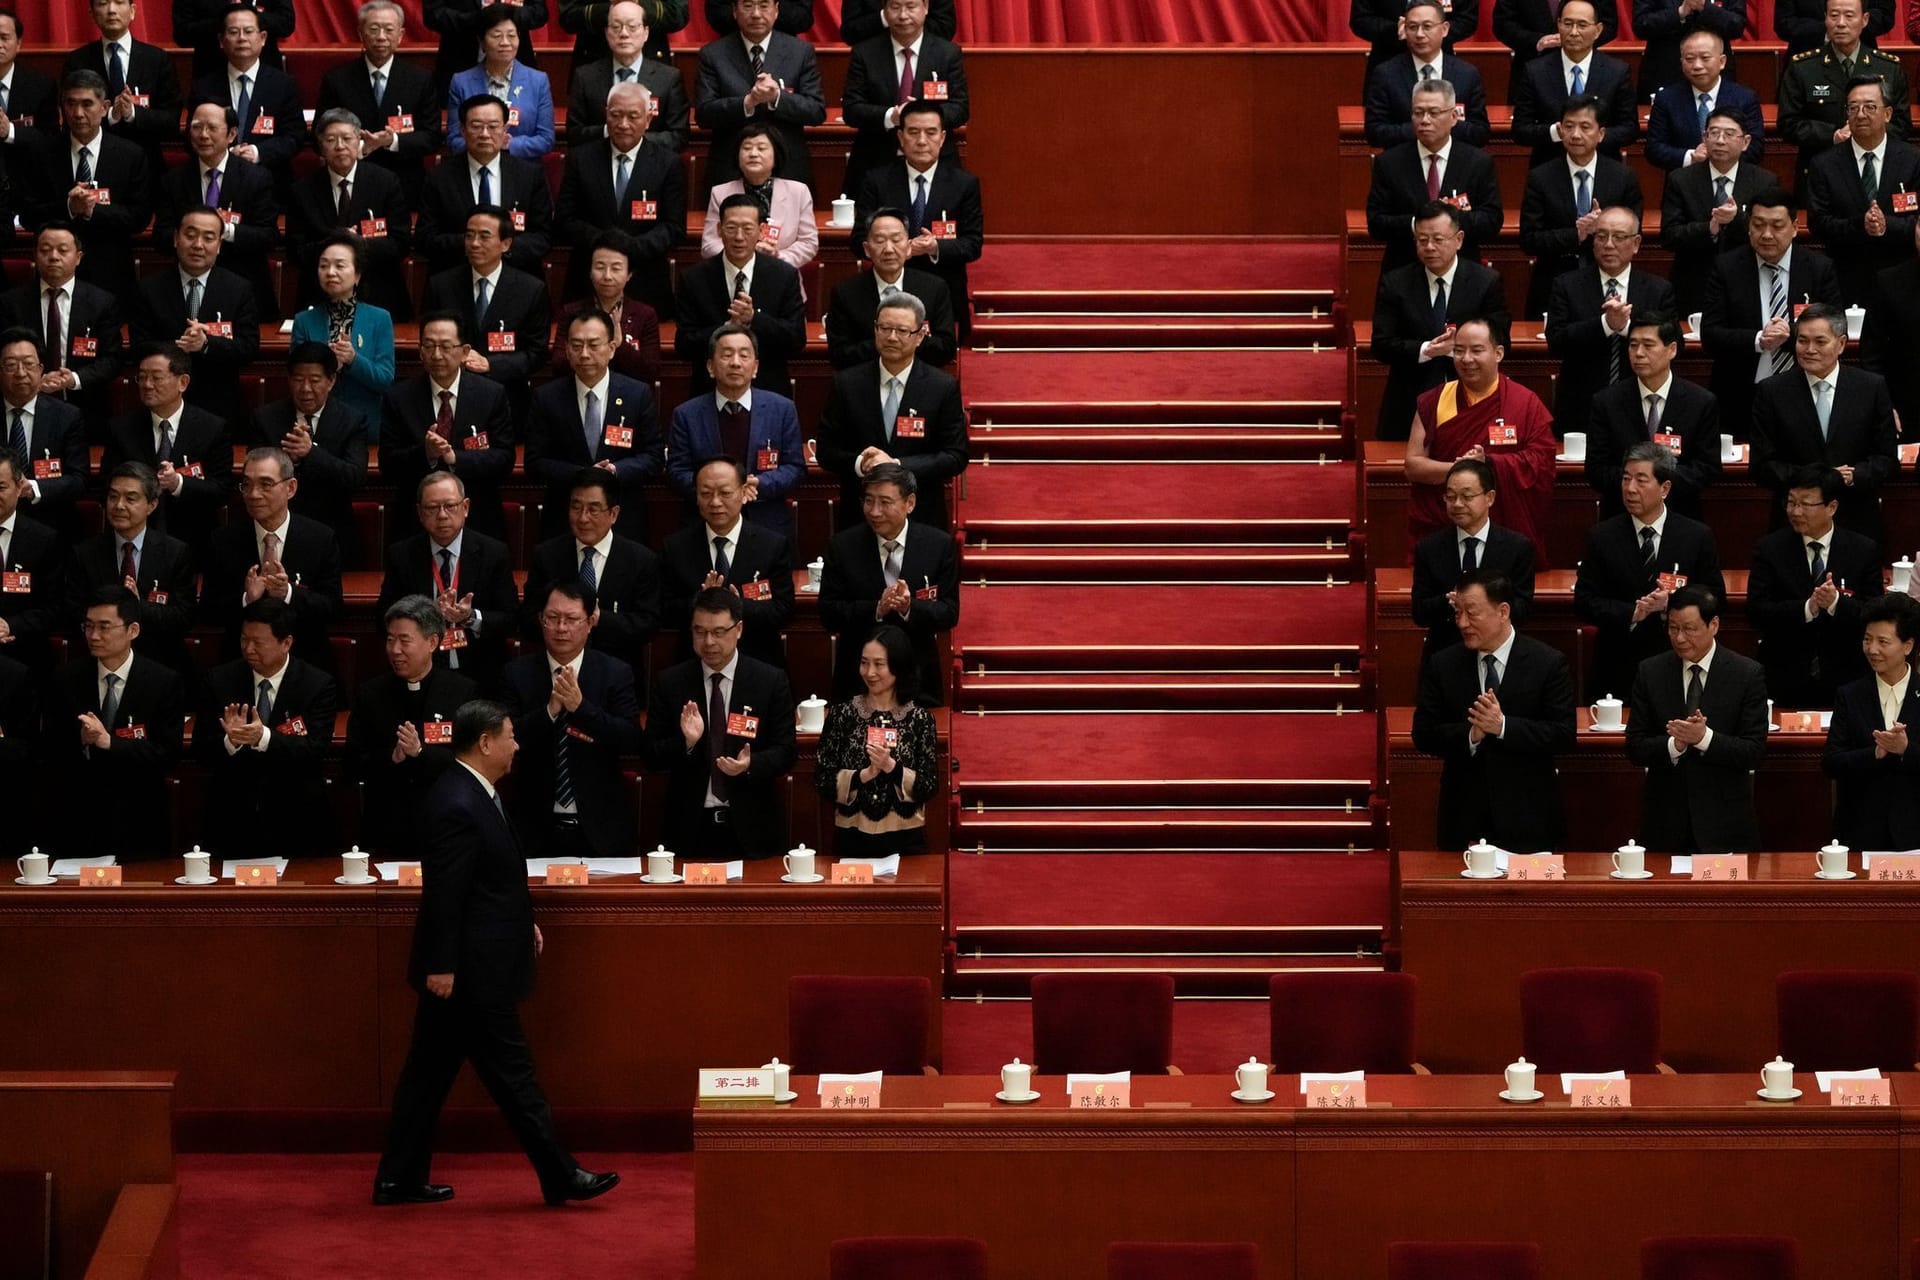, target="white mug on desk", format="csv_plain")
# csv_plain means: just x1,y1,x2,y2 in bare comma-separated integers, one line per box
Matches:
16,851,49,883
1589,697,1623,730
